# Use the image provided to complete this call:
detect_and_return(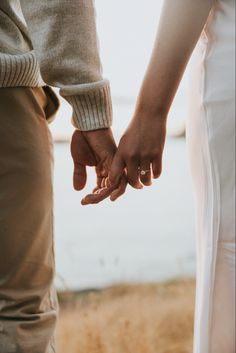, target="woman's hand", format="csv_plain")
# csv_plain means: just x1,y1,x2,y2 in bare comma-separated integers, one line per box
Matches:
109,113,167,200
